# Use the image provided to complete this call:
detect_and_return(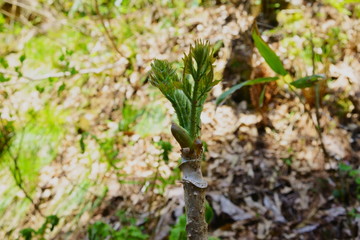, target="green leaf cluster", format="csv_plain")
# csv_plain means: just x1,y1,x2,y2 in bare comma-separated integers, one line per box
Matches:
150,41,219,140
88,218,149,240
335,163,360,201
339,163,360,184
216,24,330,105
20,215,59,240
169,202,217,240
88,221,113,240
156,140,173,162
90,211,148,239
